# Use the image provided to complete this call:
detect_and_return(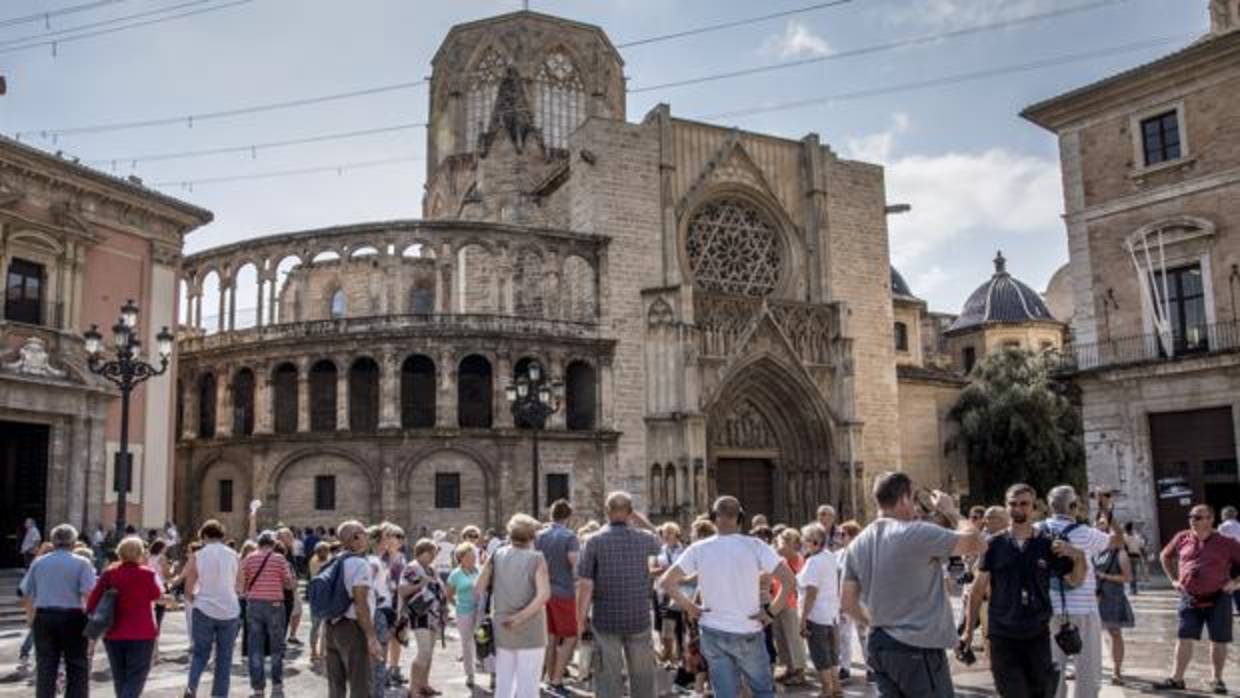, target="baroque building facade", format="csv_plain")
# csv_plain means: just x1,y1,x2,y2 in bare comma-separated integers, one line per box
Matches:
1024,0,1240,547
0,137,210,565
174,10,1039,535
